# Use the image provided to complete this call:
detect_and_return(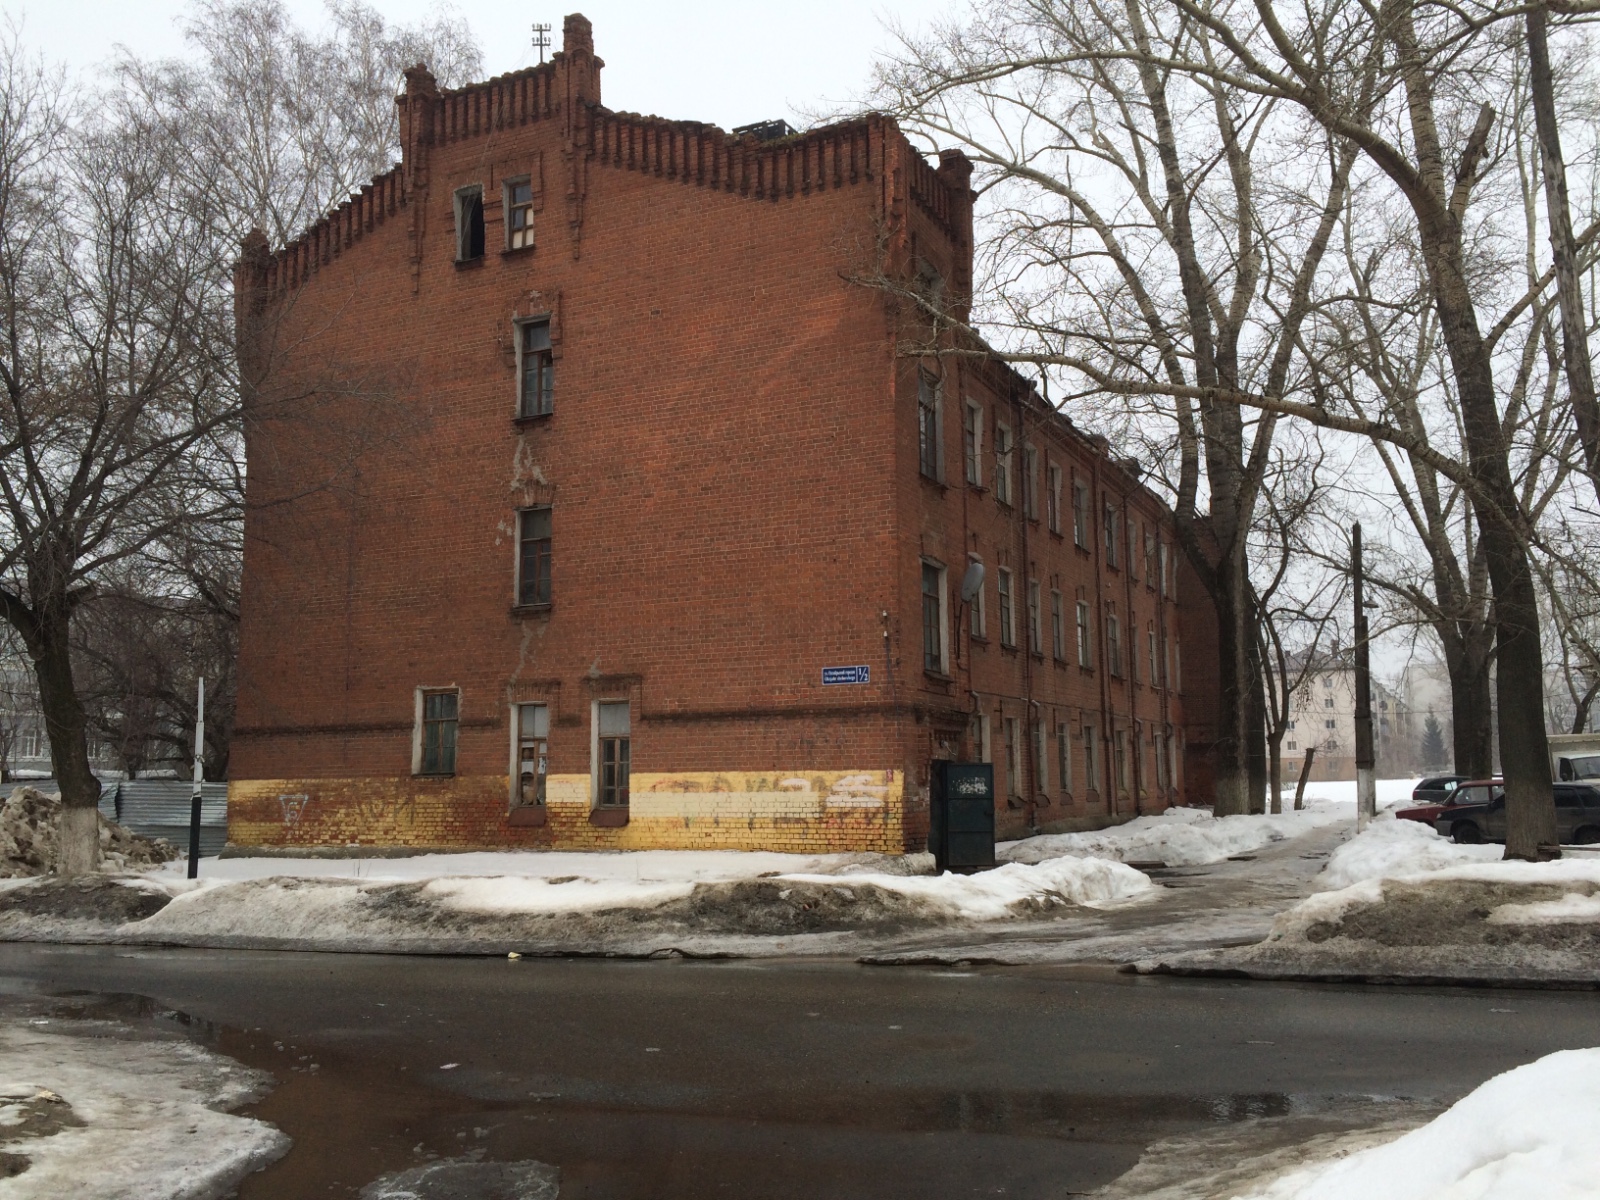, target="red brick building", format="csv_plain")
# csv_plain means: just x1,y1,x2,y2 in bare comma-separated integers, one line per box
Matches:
228,14,1217,853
